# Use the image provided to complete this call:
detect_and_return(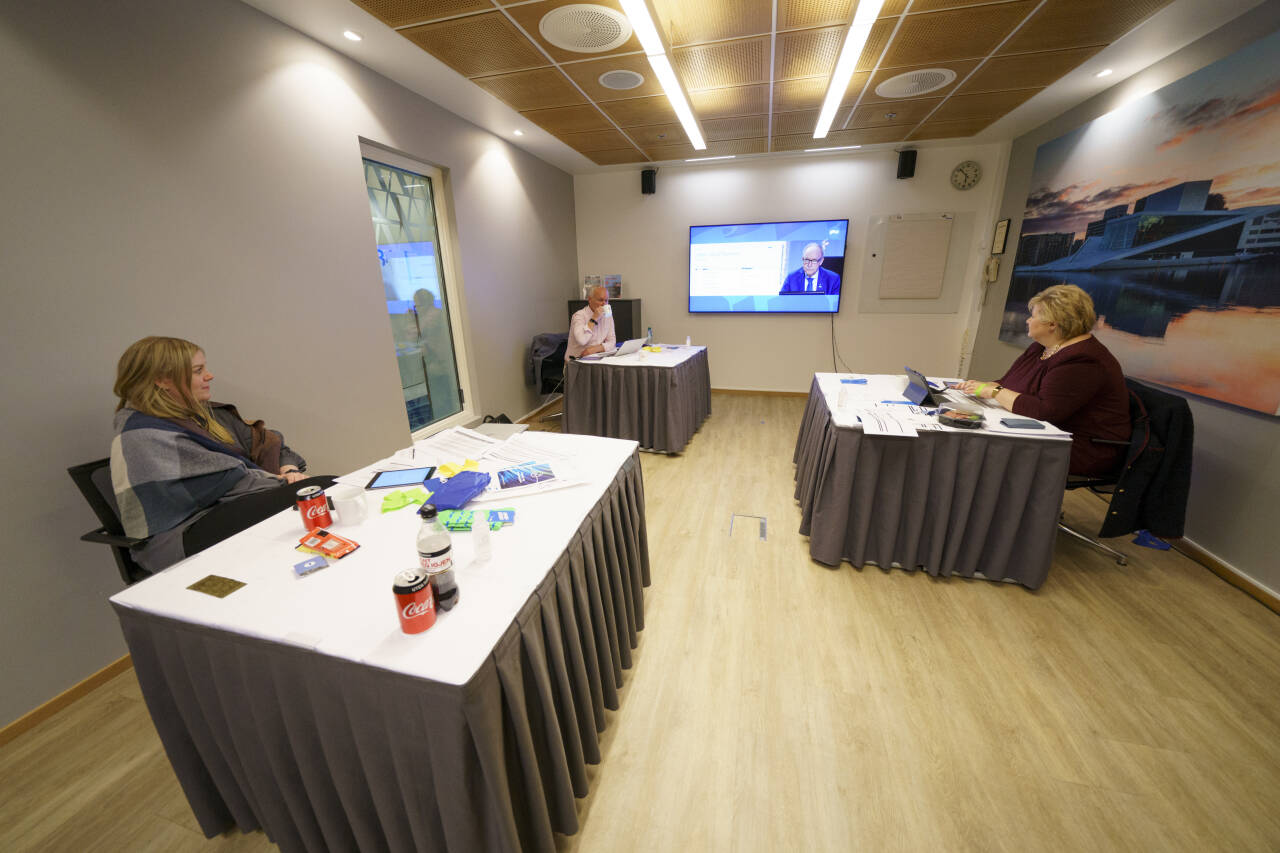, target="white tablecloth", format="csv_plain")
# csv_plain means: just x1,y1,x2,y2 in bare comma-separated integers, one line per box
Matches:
111,431,636,686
